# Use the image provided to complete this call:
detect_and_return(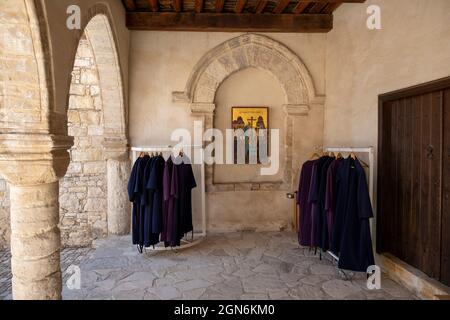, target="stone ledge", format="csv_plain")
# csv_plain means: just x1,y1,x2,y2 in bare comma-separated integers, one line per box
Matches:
377,253,450,300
